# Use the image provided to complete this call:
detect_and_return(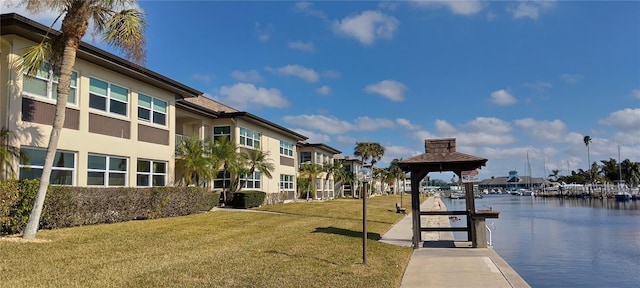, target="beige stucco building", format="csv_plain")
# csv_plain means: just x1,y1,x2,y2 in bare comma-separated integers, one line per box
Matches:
1,13,342,204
